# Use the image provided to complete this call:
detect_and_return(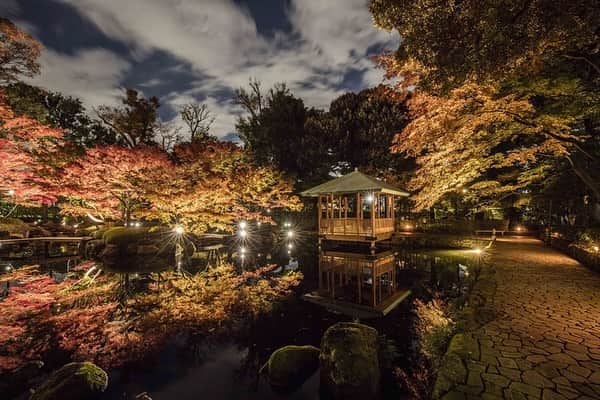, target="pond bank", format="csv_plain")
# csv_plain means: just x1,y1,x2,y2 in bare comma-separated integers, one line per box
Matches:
433,237,600,399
